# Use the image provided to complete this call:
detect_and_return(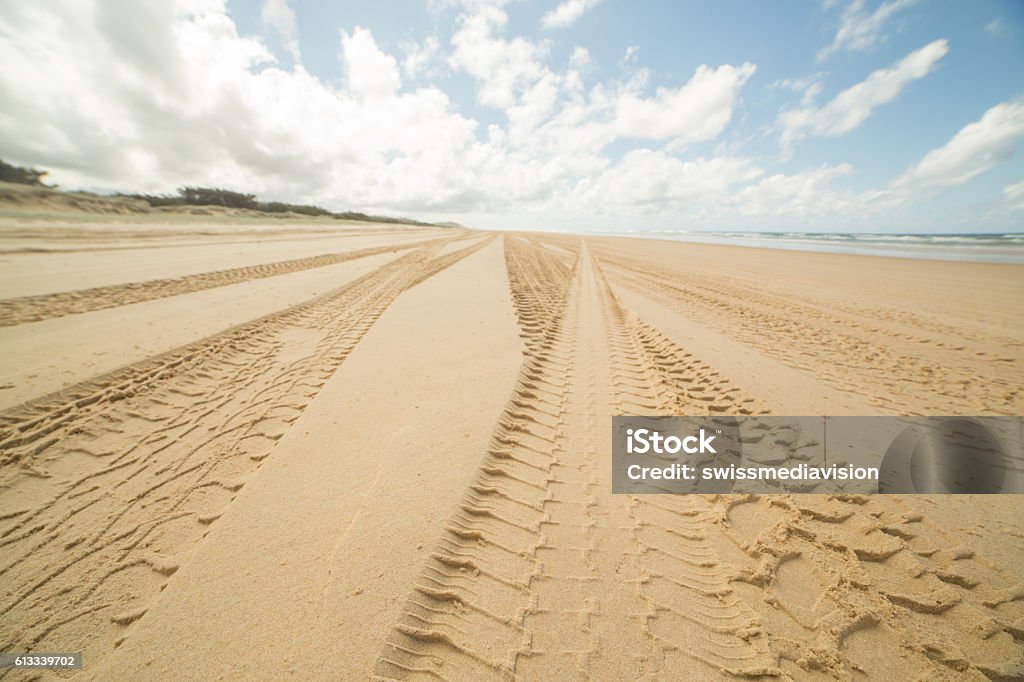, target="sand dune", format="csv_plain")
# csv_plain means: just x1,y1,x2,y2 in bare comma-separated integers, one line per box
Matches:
0,223,1021,680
